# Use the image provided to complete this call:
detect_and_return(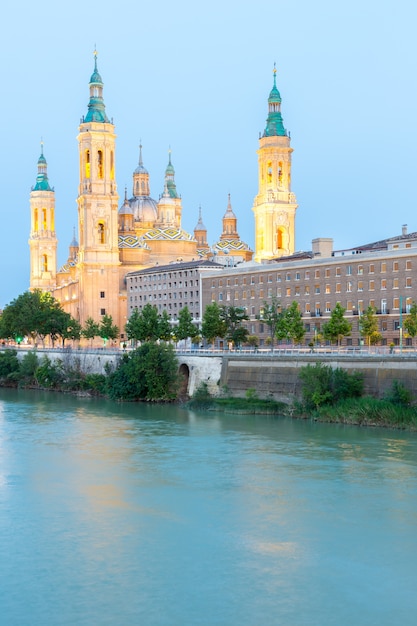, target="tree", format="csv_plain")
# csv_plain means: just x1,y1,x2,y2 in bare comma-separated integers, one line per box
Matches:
322,302,352,346
220,305,249,347
359,306,381,346
158,310,173,342
107,343,179,401
0,290,73,346
128,303,160,343
61,318,82,347
256,297,281,350
99,314,119,344
176,306,197,343
277,301,305,345
404,301,417,346
201,302,226,348
82,317,100,346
